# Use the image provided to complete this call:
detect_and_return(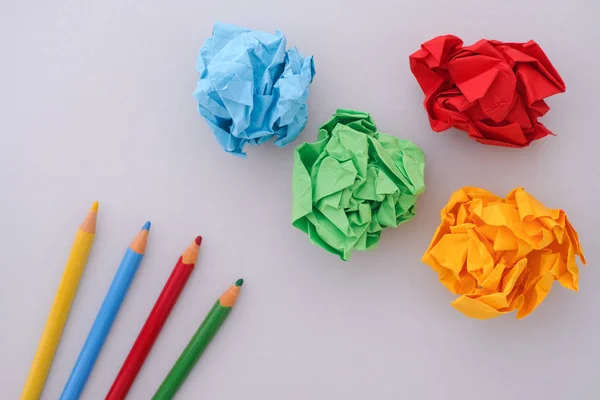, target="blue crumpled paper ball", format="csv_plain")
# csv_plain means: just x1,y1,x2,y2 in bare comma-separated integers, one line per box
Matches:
193,23,316,157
